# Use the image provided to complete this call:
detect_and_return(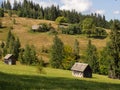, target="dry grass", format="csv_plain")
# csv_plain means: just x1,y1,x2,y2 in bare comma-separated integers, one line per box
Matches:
0,14,109,61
